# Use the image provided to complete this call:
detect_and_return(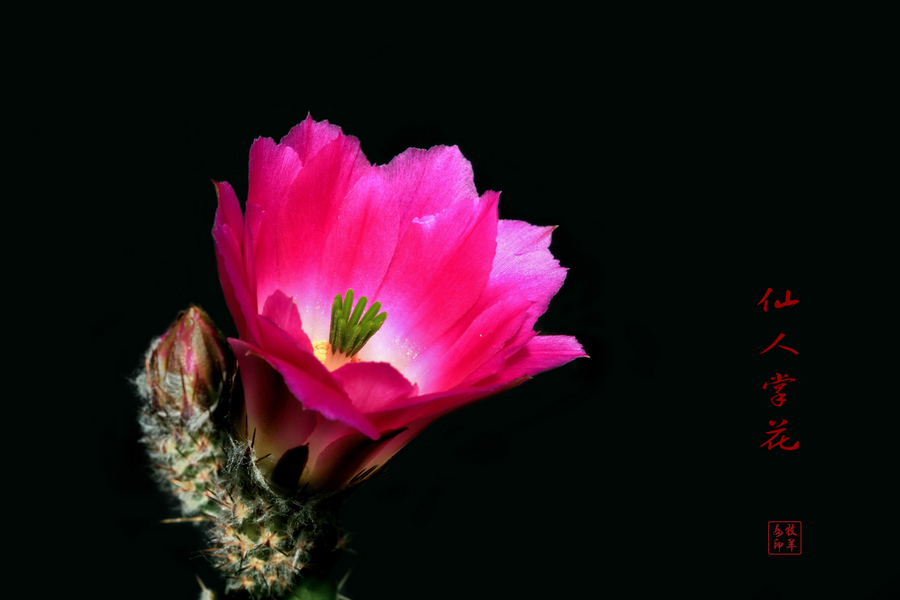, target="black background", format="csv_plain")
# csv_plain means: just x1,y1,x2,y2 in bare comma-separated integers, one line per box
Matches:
57,9,895,600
